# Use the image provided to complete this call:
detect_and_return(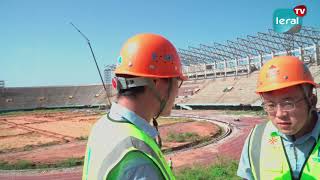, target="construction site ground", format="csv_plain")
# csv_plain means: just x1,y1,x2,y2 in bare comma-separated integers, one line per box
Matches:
0,109,265,179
